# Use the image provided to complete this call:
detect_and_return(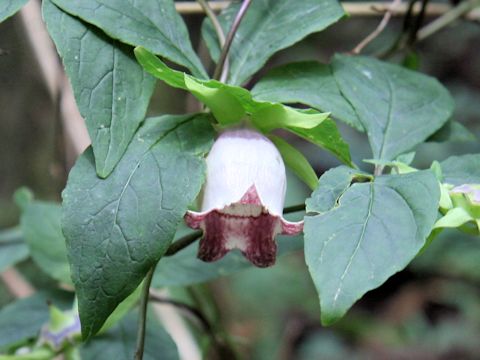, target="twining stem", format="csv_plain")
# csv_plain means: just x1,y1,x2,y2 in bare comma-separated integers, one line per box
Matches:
416,0,480,41
351,0,403,54
213,0,253,82
197,0,226,46
165,230,203,256
134,266,156,360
